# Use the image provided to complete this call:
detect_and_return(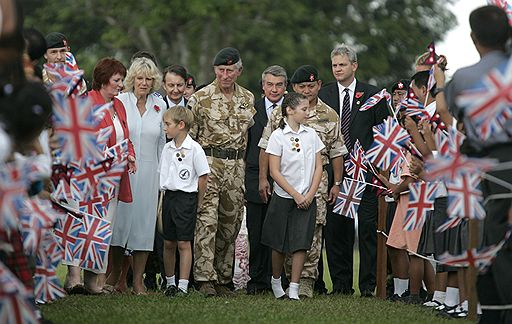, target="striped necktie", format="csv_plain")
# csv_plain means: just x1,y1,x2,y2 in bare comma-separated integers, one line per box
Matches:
340,88,352,151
